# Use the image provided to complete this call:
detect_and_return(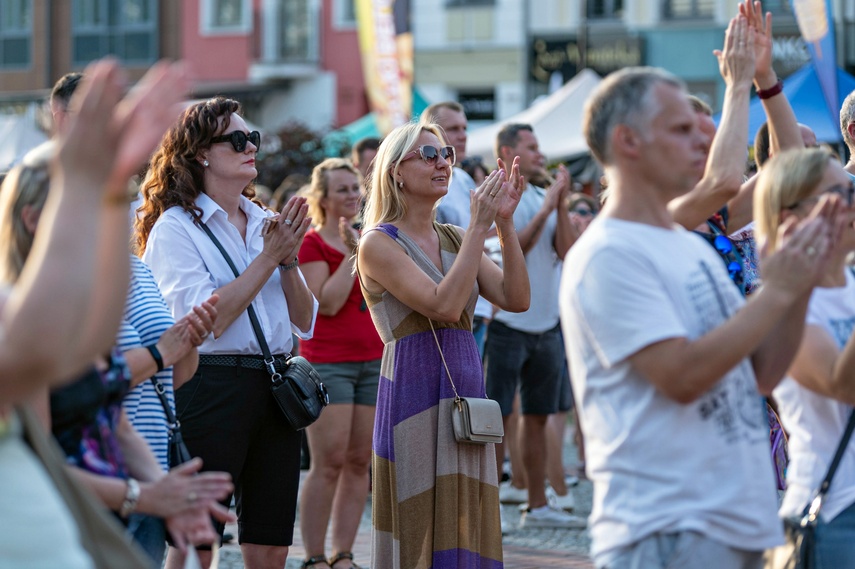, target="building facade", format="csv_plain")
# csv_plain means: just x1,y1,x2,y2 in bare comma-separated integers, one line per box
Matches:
413,0,853,128
0,0,369,133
